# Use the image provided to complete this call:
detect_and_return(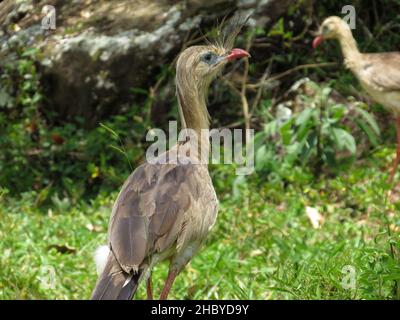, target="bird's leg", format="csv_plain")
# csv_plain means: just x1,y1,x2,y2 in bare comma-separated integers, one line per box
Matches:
388,117,400,183
159,269,177,300
146,274,153,300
